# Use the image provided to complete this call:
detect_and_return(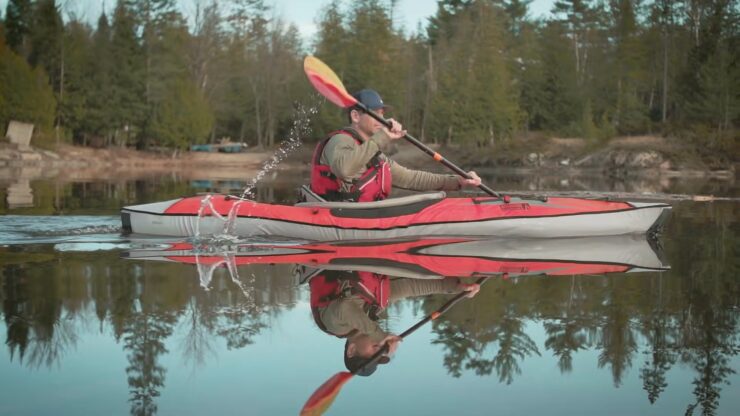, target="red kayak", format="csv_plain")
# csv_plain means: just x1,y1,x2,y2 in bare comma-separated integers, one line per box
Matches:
121,192,671,240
